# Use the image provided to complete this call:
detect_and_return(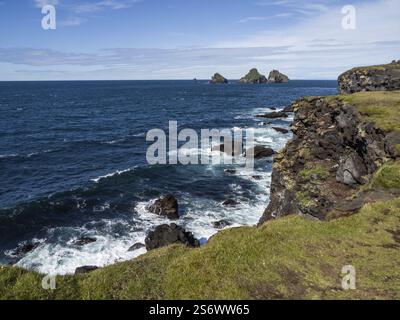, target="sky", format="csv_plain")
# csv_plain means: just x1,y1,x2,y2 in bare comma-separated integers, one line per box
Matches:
0,0,399,80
